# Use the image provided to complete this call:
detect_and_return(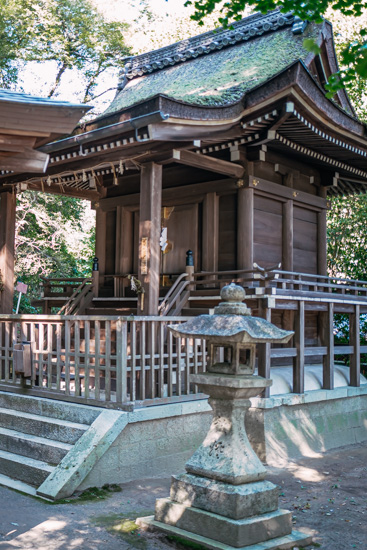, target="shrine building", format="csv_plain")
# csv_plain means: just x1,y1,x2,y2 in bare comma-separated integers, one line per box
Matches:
0,10,366,499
